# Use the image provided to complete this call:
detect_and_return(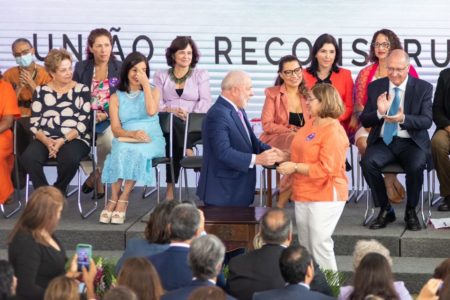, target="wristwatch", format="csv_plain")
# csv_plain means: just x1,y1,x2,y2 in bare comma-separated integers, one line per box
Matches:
63,136,68,143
